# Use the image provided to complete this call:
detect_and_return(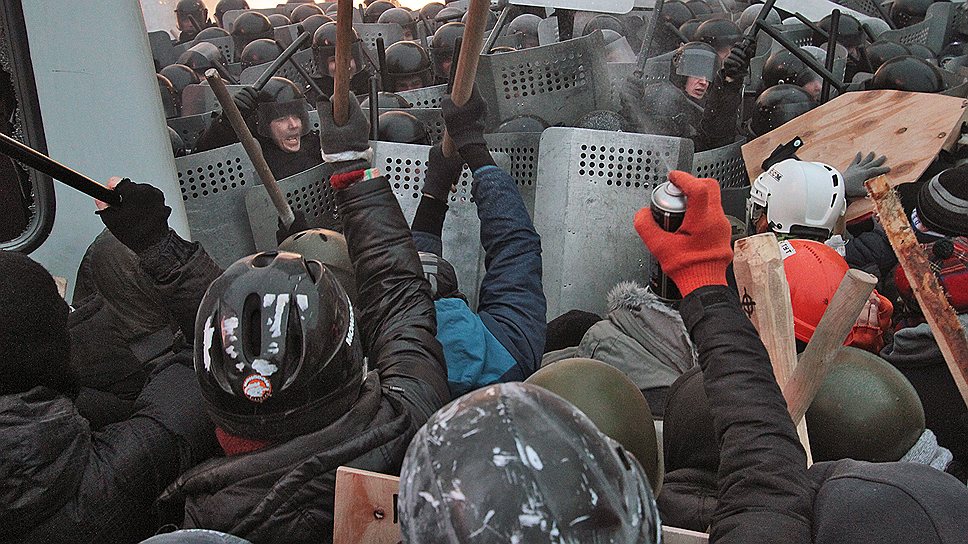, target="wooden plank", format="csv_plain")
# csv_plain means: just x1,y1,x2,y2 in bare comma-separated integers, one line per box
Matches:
333,467,401,544
663,526,710,543
742,90,968,188
785,269,877,422
733,233,813,465
867,175,968,408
